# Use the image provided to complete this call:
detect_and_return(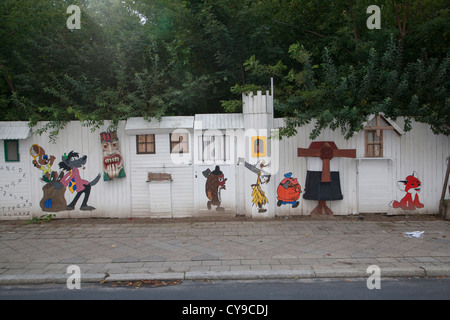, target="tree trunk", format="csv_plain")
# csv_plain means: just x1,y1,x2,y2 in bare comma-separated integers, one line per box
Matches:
0,64,15,93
